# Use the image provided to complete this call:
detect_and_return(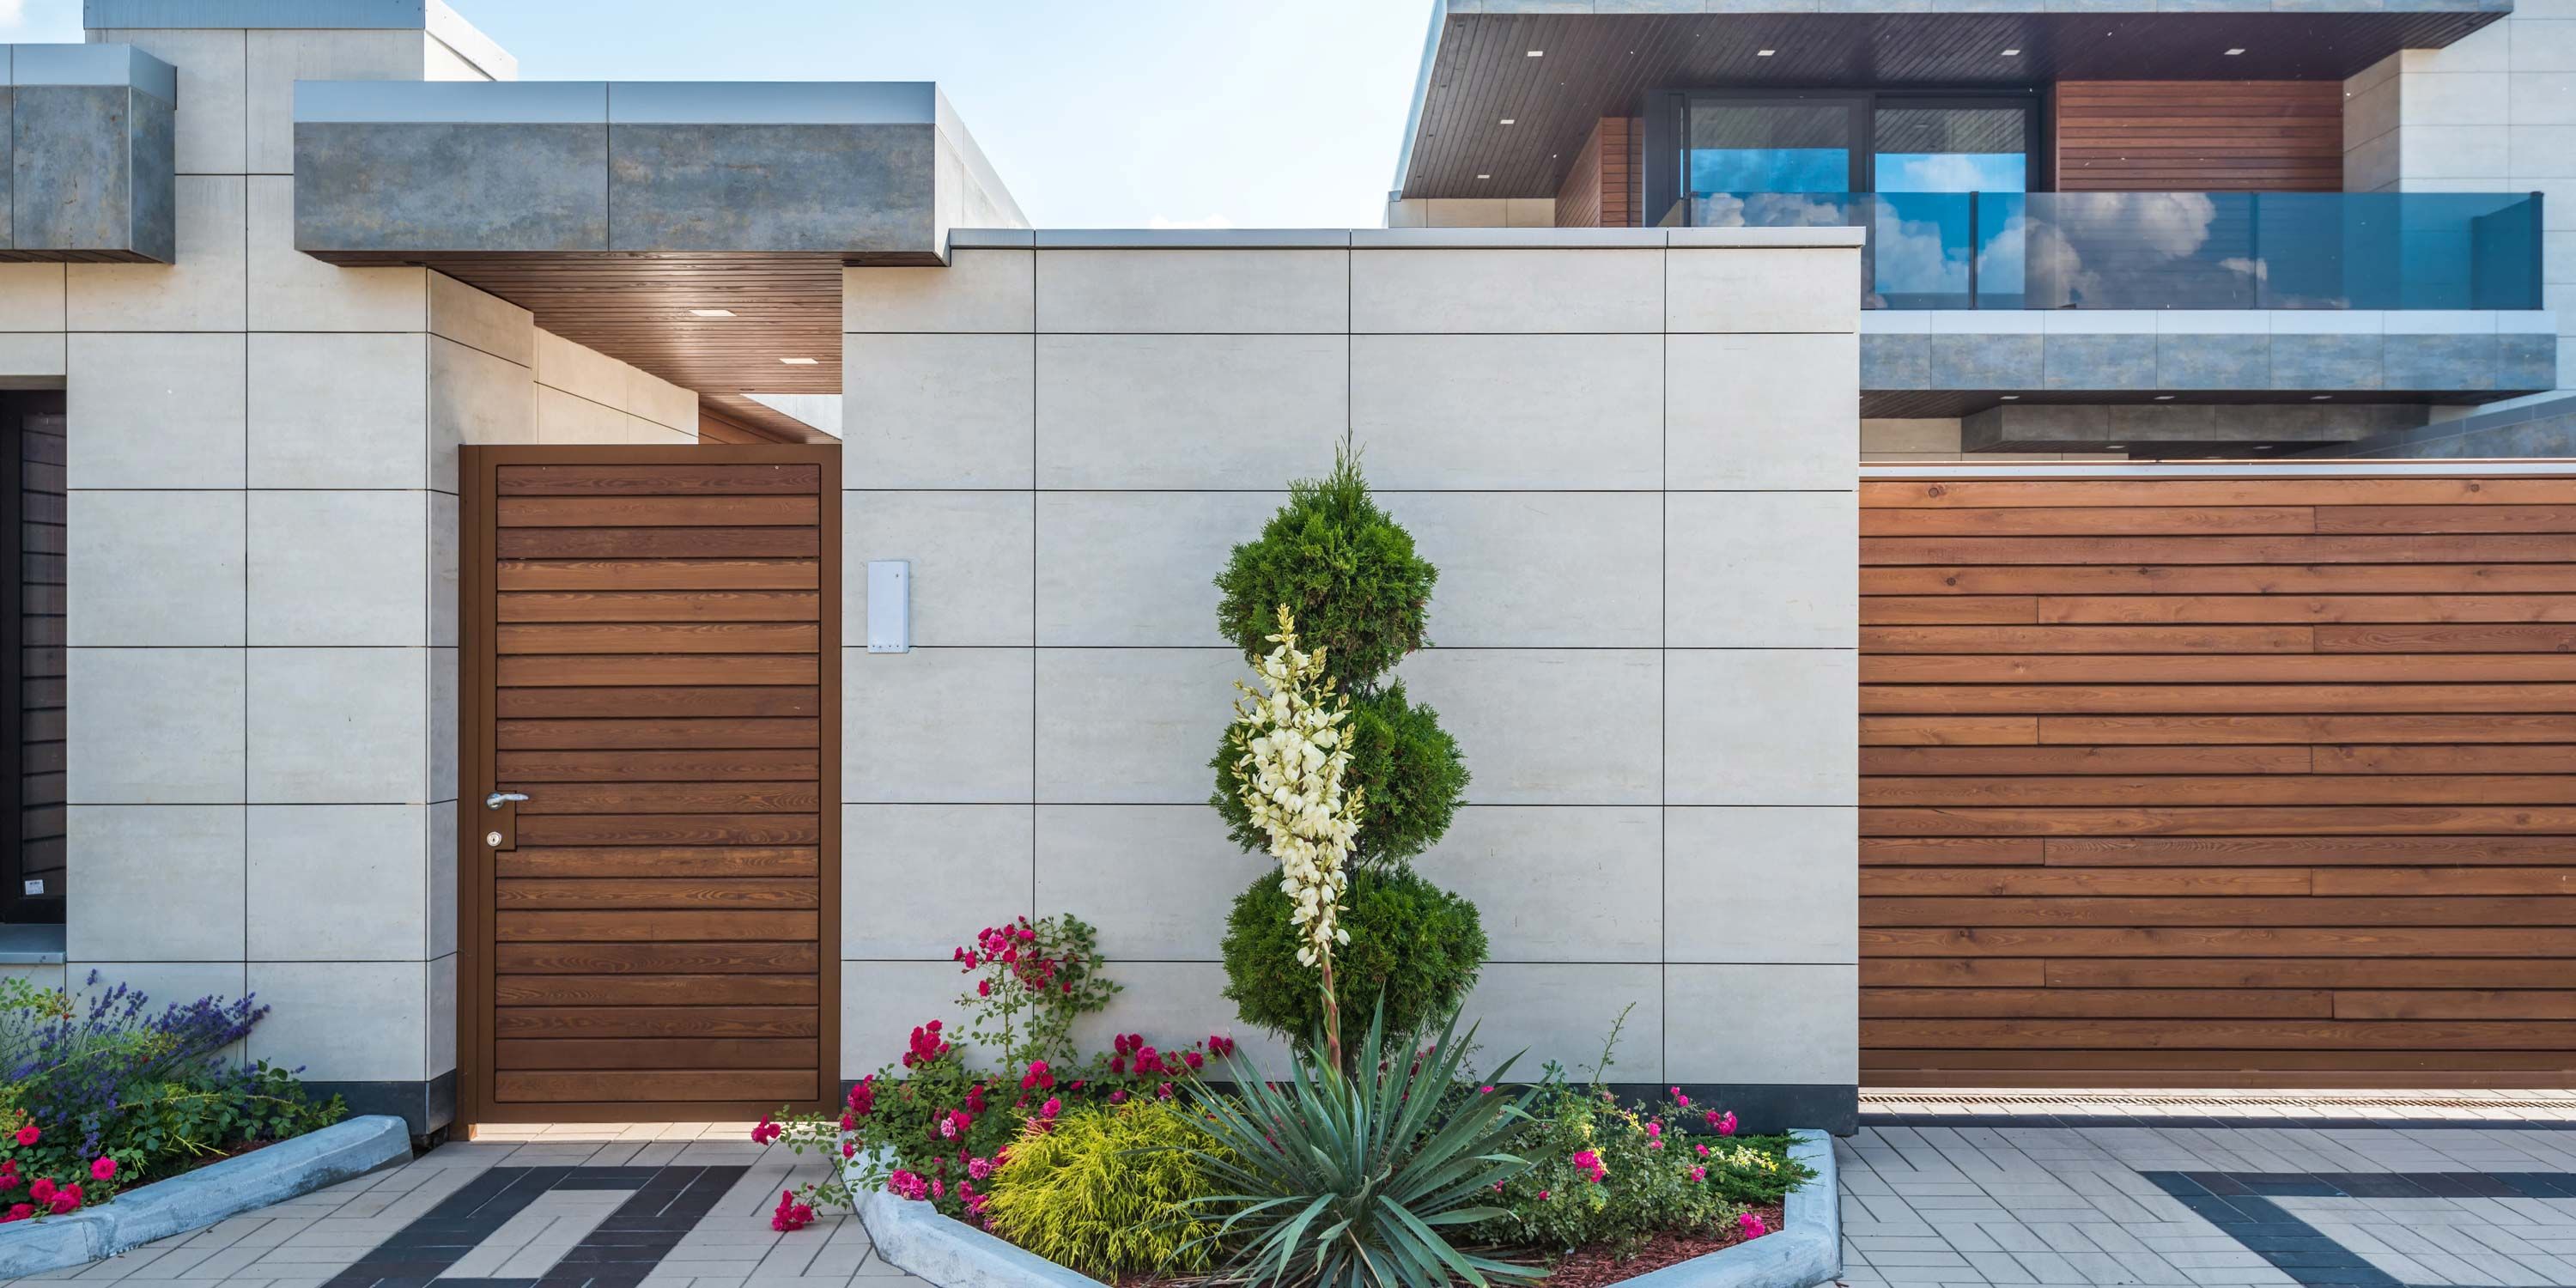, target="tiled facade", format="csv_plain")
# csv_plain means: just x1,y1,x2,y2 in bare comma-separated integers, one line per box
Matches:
0,9,693,1127
839,229,1863,1124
